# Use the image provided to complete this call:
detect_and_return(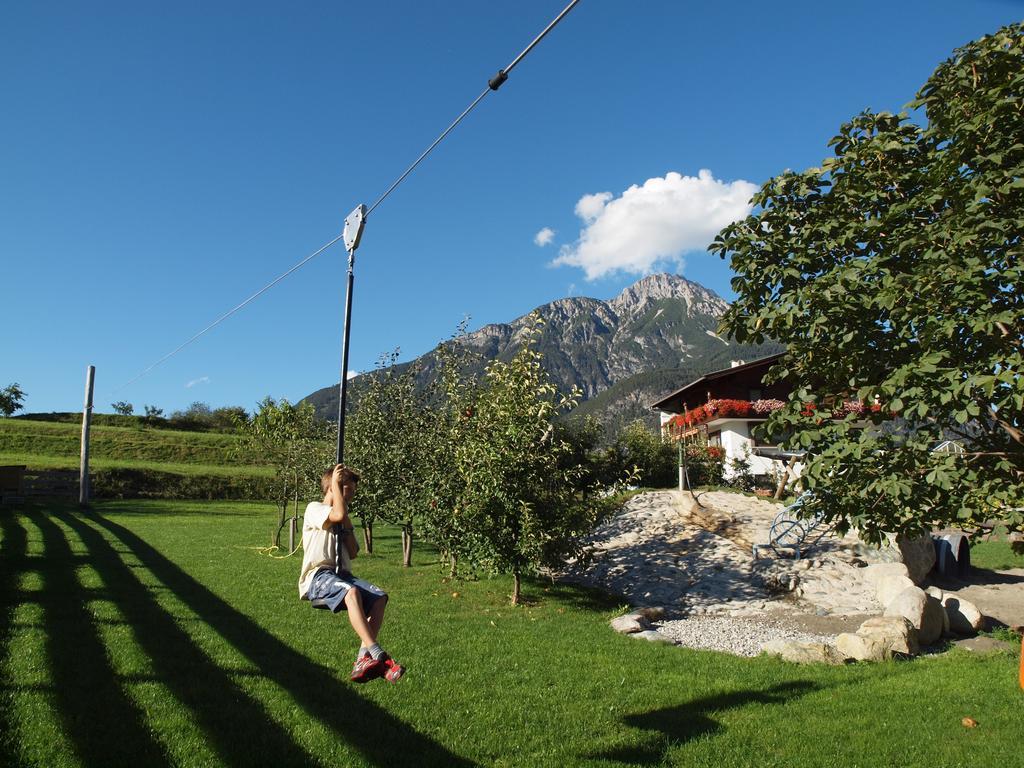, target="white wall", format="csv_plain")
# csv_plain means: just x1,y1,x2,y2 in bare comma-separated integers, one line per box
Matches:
718,419,802,482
